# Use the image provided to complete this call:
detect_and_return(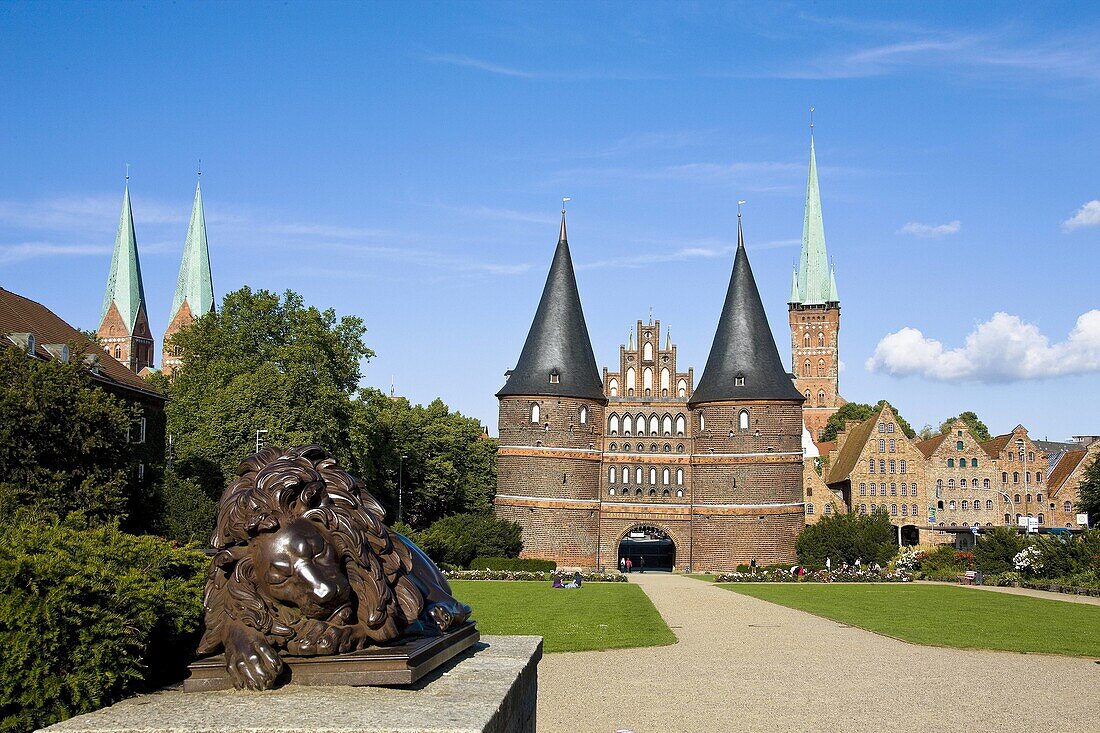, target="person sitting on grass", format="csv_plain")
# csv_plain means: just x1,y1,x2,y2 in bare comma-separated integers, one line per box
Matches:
552,574,563,588
563,571,582,589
